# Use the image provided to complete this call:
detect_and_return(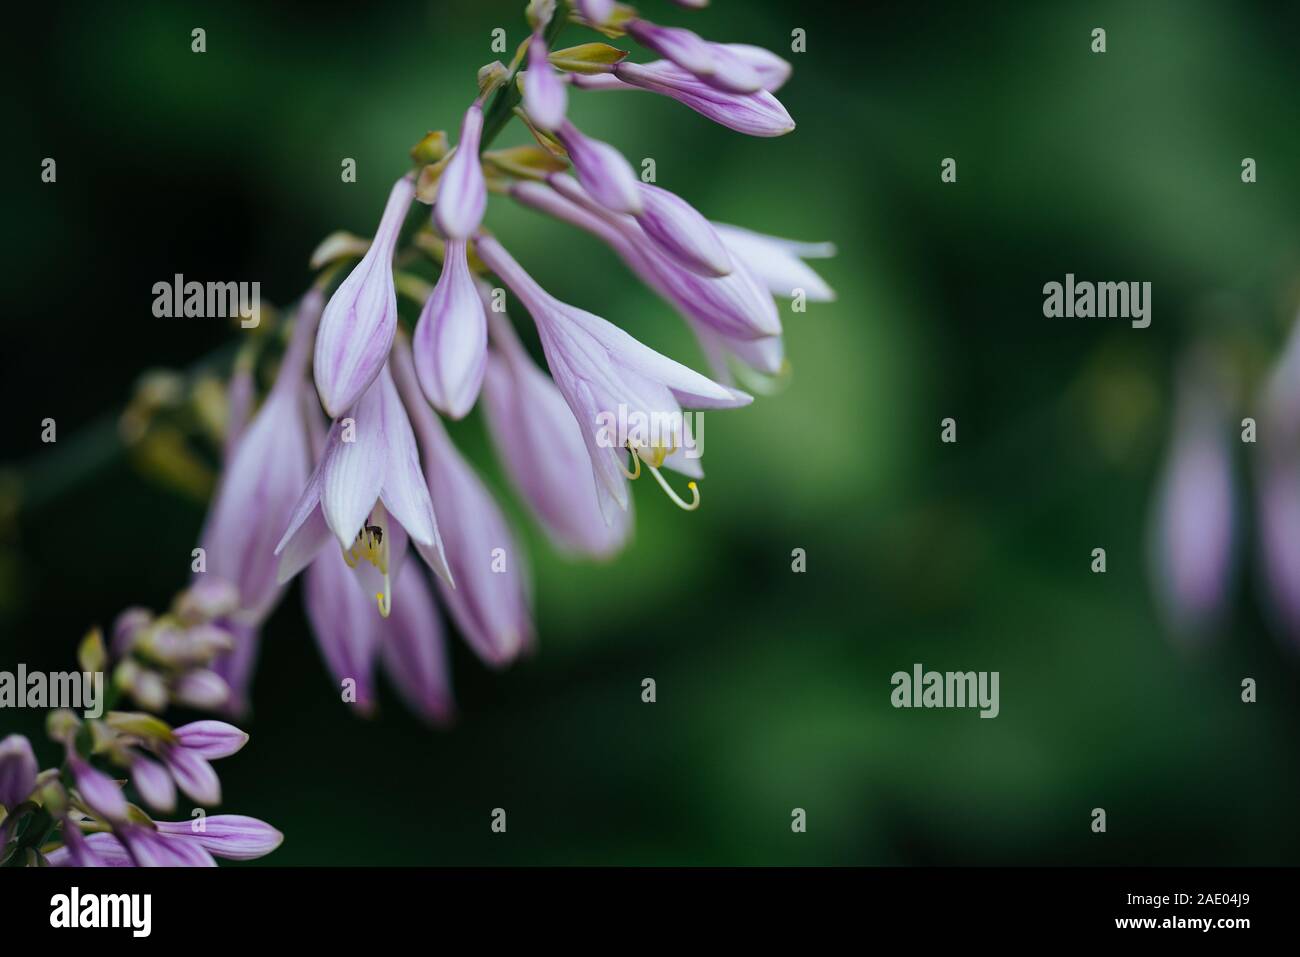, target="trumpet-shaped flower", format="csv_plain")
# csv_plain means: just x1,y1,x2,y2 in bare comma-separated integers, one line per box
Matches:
475,233,751,521
393,340,533,665
482,307,633,558
275,364,451,619
553,120,643,215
